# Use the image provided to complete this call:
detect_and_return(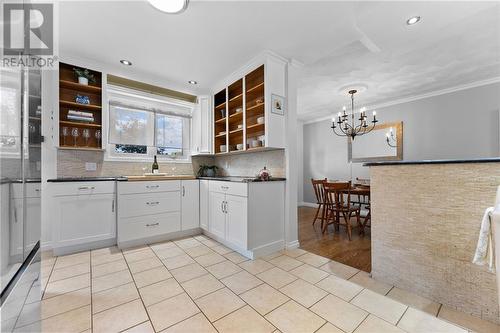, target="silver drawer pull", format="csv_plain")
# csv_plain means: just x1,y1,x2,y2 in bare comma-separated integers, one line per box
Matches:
146,223,159,227
146,185,160,189
221,186,229,190
35,189,41,192
146,201,160,206
78,186,95,190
